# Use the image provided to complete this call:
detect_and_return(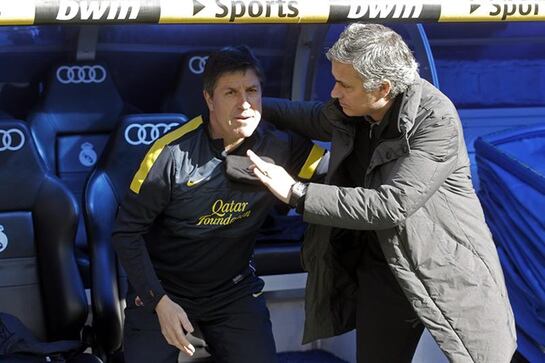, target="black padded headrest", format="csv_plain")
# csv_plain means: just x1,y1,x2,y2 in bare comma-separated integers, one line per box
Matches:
0,120,47,210
29,63,125,172
162,51,211,118
97,113,188,201
35,62,123,131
